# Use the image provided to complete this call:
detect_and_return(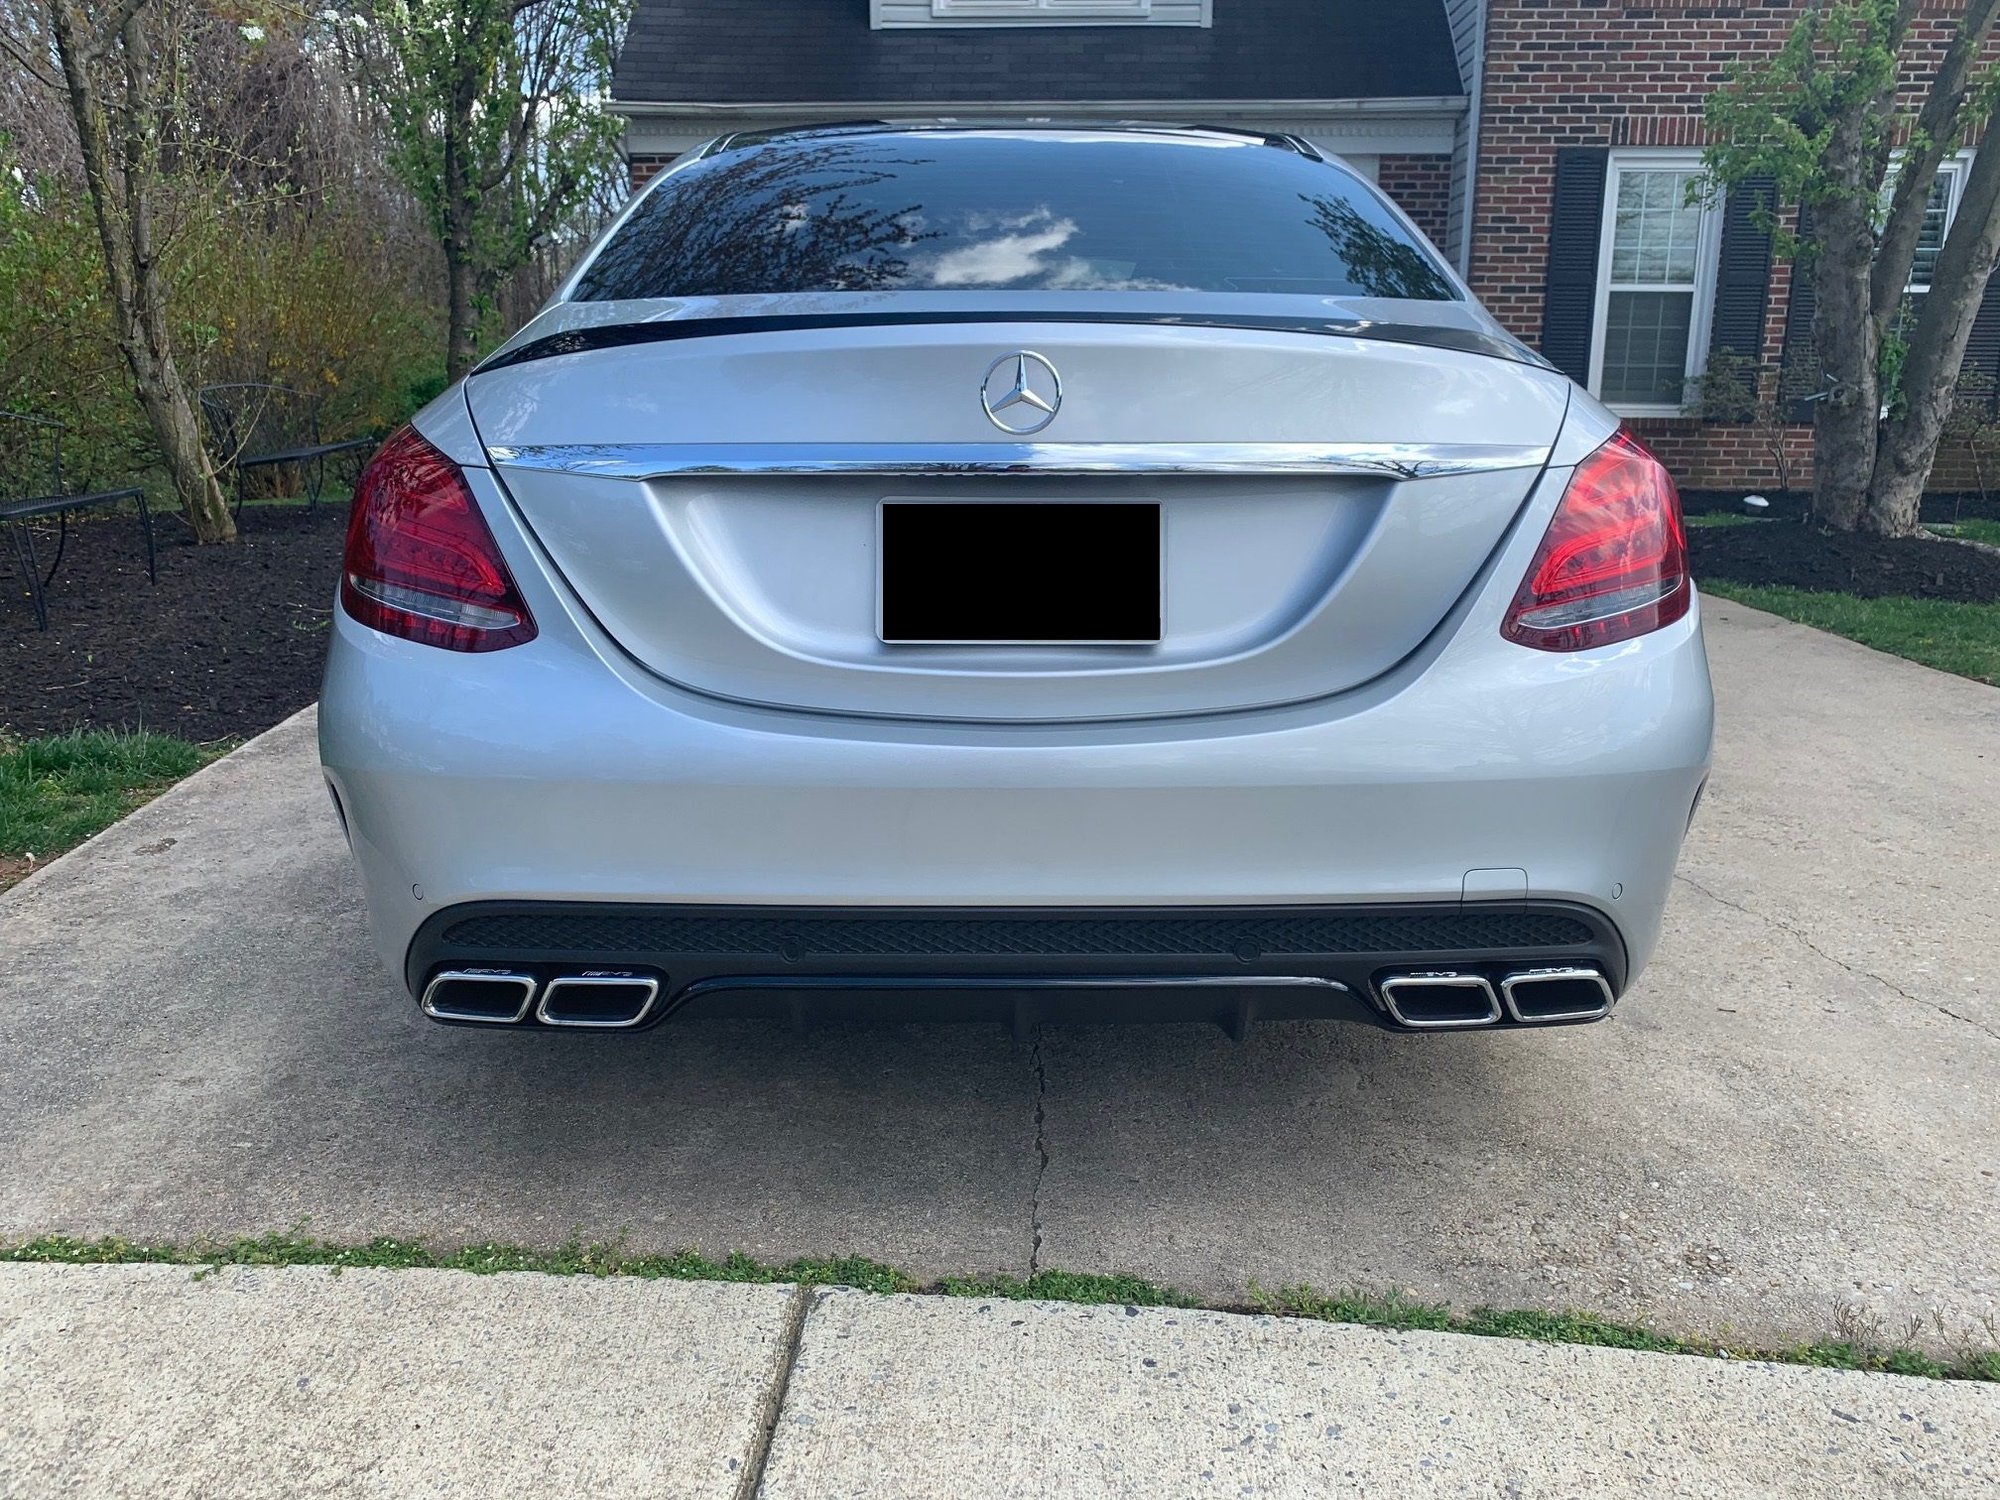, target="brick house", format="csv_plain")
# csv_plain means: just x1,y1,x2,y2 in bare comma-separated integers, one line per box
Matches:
608,1,2000,494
